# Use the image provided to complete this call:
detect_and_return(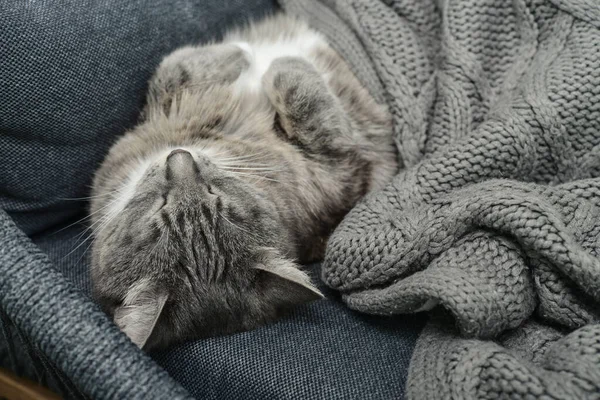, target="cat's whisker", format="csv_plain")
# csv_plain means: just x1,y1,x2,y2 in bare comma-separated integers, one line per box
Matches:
76,215,118,261
78,212,117,263
77,238,96,265
73,207,116,242
218,166,284,172
59,194,126,259
215,160,280,169
214,151,272,162
216,152,267,159
227,172,281,183
51,197,120,235
61,236,93,262
216,157,273,163
52,215,94,235
87,219,109,243
222,168,278,174
87,194,125,219
215,156,271,164
218,212,257,237
59,188,126,201
225,172,282,180
85,205,118,239
59,199,96,203
216,162,276,168
72,220,101,244
61,215,110,261
94,208,120,234
205,149,233,158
